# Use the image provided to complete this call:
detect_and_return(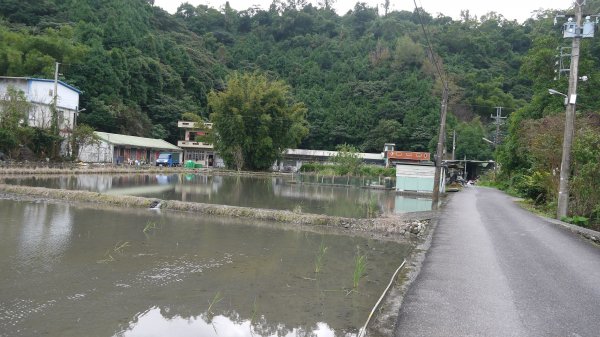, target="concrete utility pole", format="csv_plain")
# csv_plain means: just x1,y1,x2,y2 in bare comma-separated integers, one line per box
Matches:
51,62,60,158
52,62,60,134
491,107,506,147
452,129,456,160
432,86,449,208
557,1,583,219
